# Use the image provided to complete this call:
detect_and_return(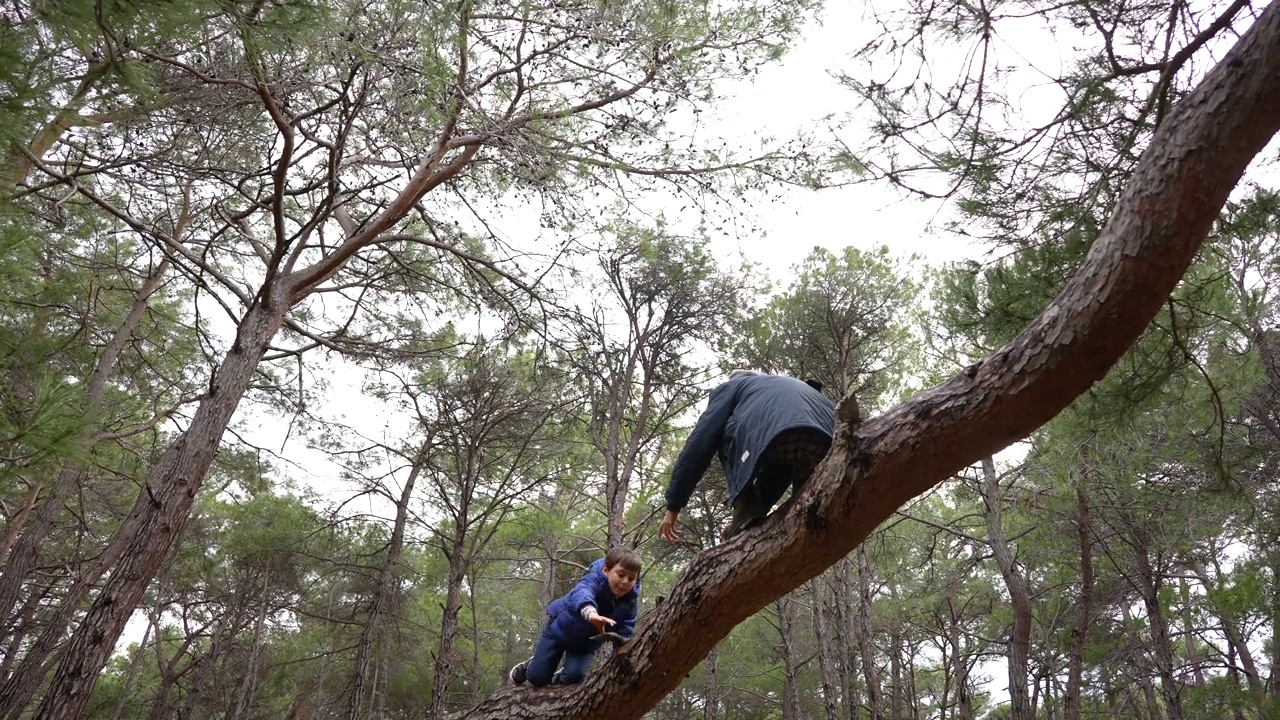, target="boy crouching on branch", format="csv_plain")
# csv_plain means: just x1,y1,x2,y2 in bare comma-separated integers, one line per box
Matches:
509,547,642,686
